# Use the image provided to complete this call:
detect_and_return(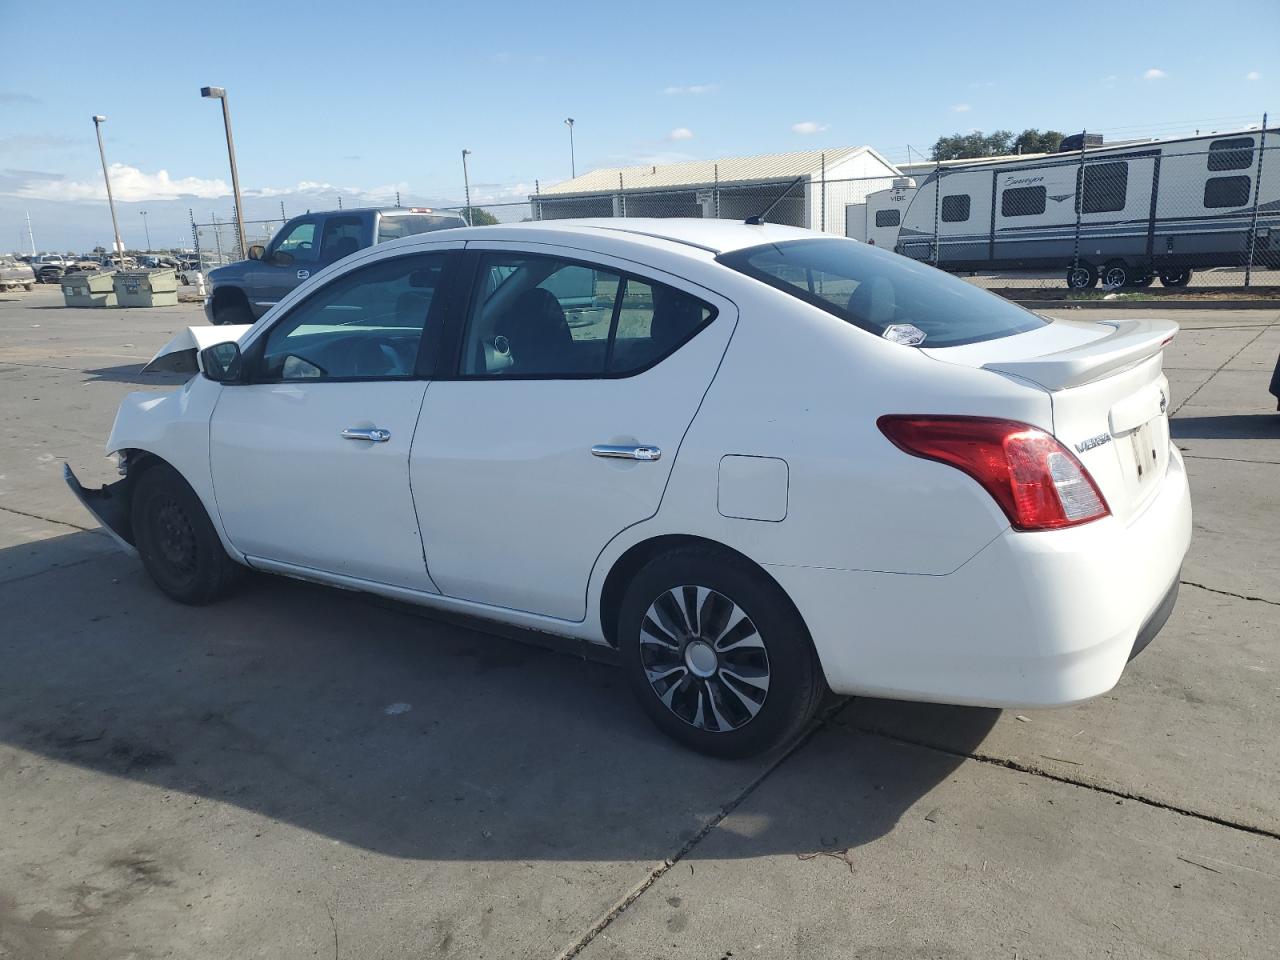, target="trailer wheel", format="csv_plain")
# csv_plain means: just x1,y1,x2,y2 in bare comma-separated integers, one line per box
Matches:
1129,274,1154,288
1159,268,1191,288
1102,261,1132,288
1066,263,1098,289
